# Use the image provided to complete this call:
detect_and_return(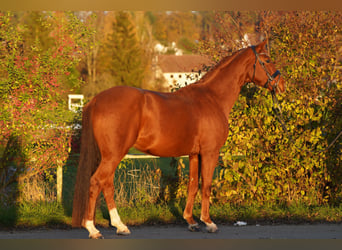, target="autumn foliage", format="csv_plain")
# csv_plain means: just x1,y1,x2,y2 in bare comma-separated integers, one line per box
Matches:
0,12,86,202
